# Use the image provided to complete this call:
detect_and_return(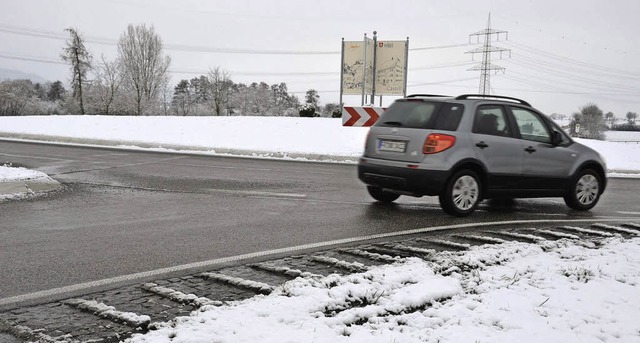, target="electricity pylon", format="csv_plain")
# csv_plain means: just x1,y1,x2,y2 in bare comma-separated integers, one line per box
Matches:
466,14,510,95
